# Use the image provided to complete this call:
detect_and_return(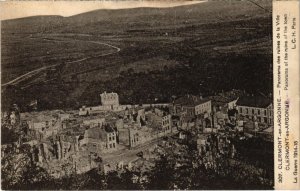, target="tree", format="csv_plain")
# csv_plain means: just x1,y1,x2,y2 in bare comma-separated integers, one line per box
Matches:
1,126,19,145
145,154,176,190
142,136,273,190
118,168,143,190
1,143,53,190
